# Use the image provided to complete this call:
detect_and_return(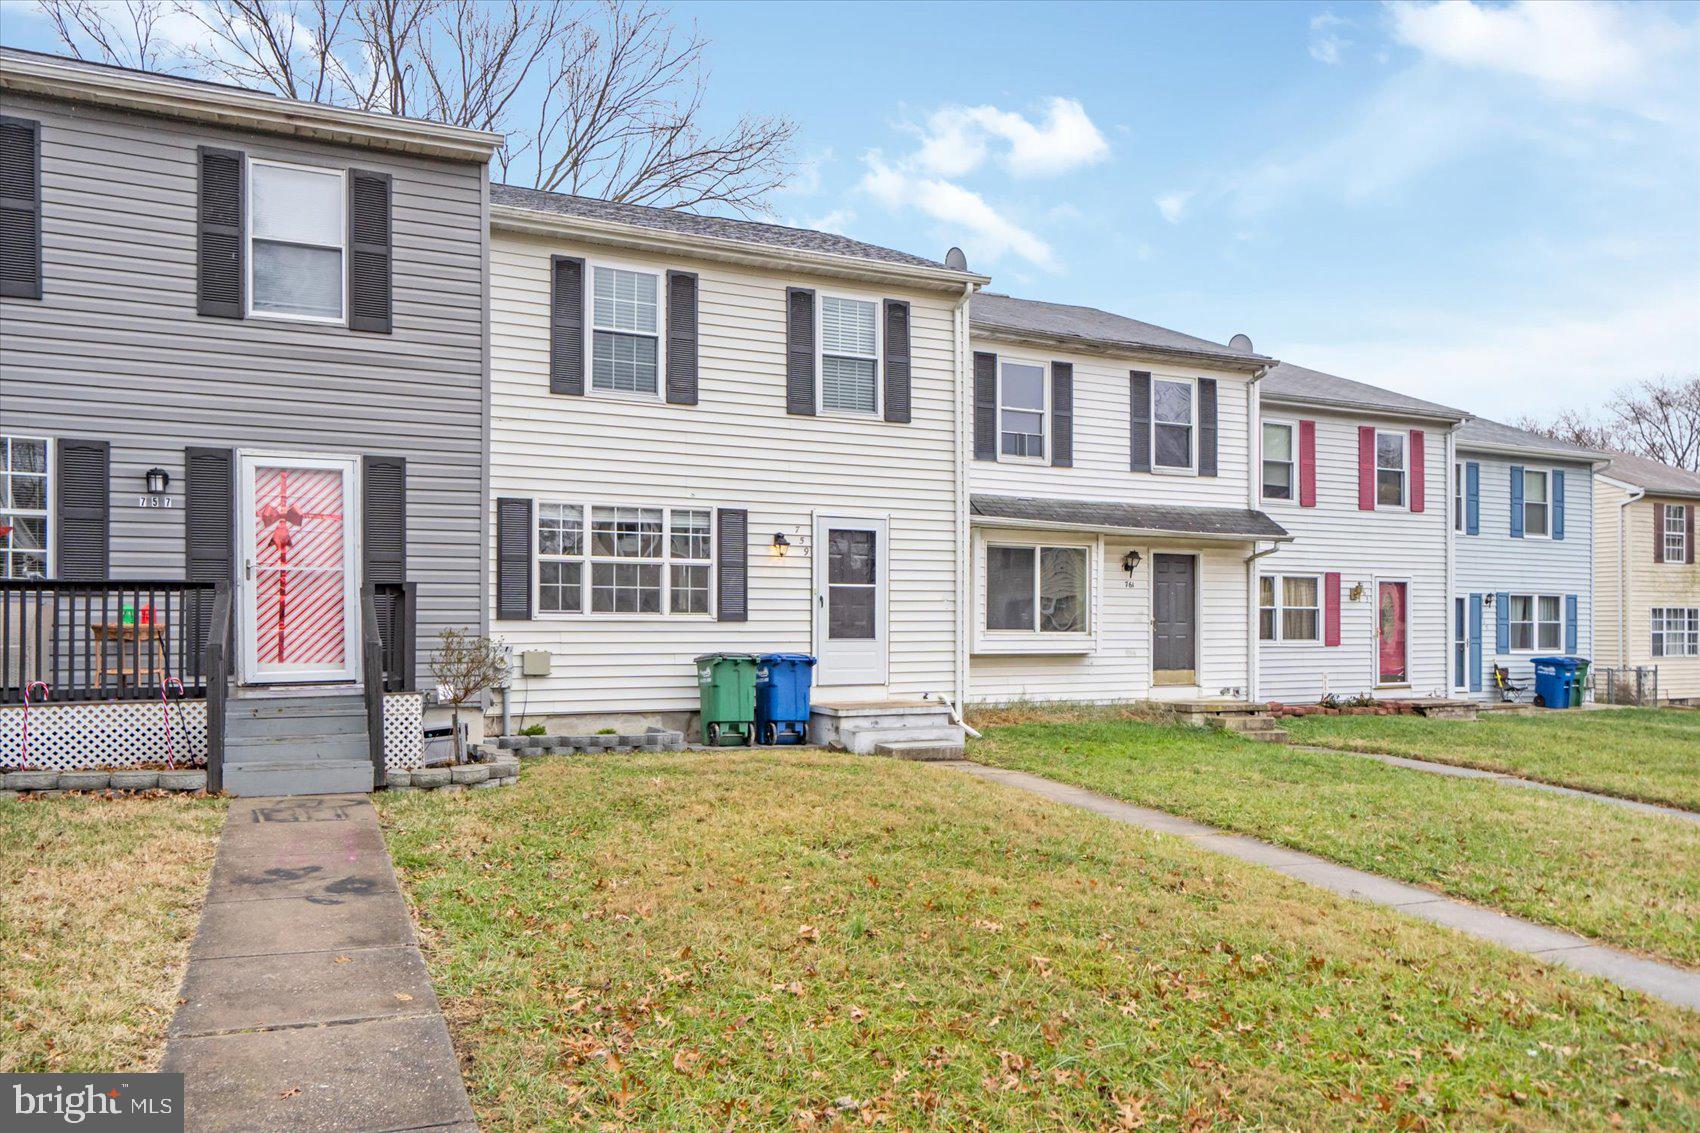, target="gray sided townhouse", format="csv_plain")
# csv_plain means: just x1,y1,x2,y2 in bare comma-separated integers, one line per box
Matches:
0,49,500,793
